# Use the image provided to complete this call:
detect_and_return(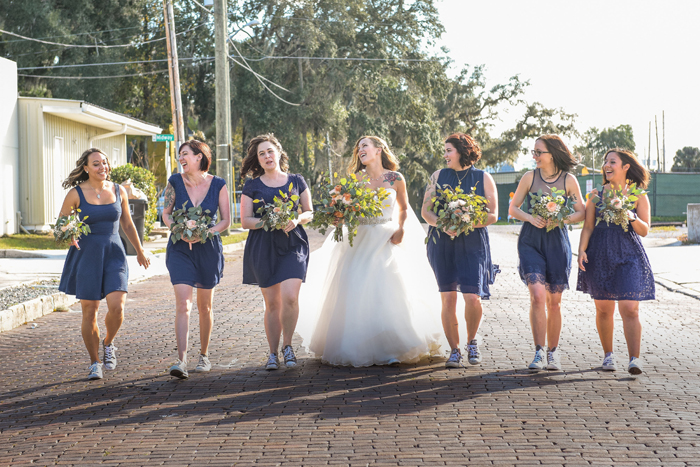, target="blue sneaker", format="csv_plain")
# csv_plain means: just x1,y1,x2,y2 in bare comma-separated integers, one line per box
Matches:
445,348,463,368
